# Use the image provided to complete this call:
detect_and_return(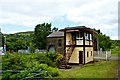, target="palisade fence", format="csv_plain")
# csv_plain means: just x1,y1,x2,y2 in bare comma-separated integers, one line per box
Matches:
93,50,111,60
